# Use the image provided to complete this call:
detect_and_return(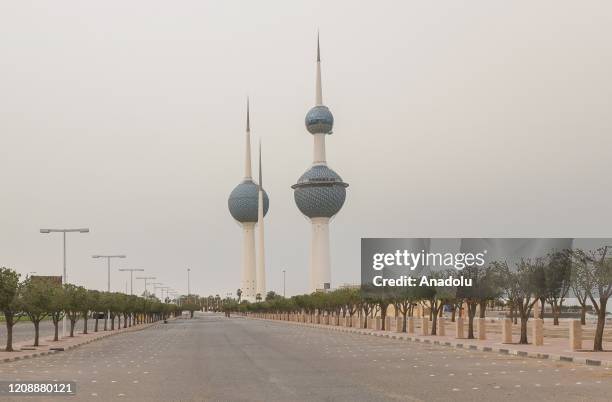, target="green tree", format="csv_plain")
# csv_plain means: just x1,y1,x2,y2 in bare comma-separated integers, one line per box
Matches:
64,284,87,337
47,284,65,341
0,268,22,351
572,247,612,351
88,290,102,332
20,277,54,346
